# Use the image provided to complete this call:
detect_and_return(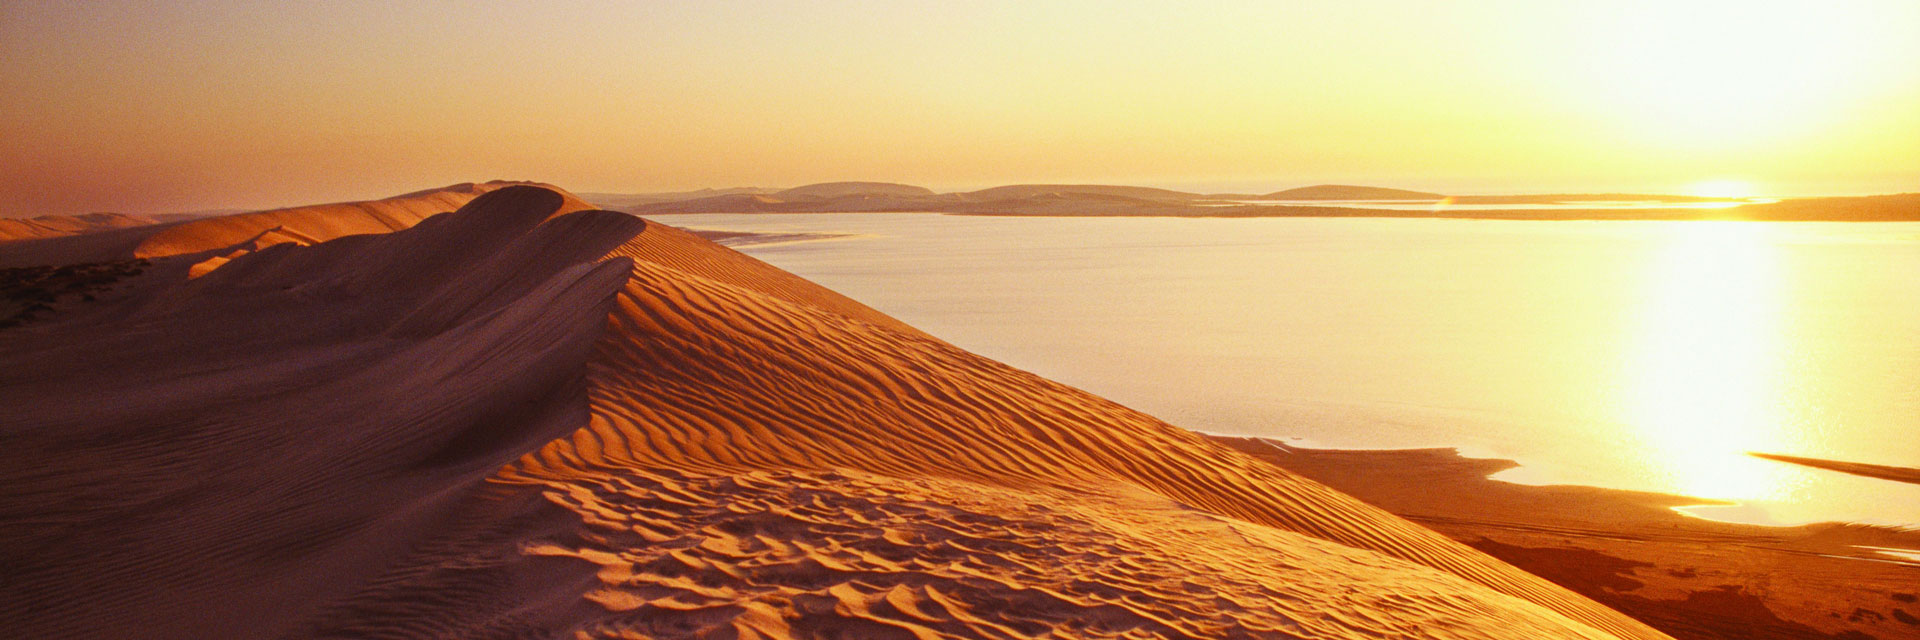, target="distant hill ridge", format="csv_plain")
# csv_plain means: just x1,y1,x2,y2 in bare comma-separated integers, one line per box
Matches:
580,188,779,209
624,181,1913,220
628,181,1456,214
775,181,935,199
958,184,1203,202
